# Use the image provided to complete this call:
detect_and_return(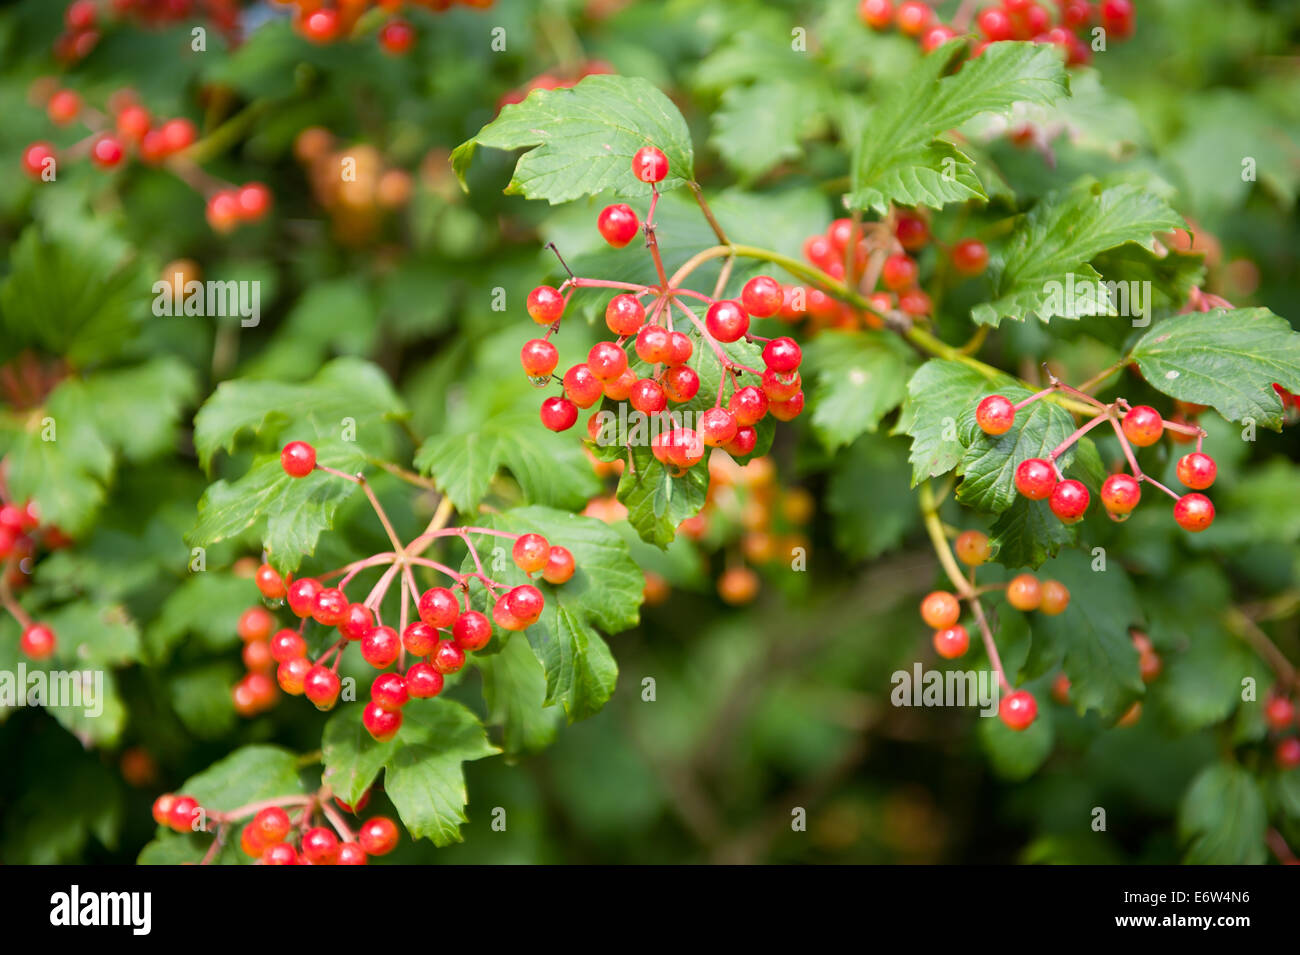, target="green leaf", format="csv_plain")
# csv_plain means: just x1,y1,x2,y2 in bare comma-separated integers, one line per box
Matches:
988,496,1076,569
187,442,364,574
803,330,915,451
972,181,1185,326
478,634,561,753
452,75,695,203
979,703,1053,780
322,705,399,807
183,745,307,812
1130,308,1300,431
41,603,141,668
192,357,407,470
710,80,825,182
464,507,640,721
170,662,241,739
146,573,253,662
849,41,1070,212
1177,763,1267,864
955,384,1078,514
616,442,710,548
825,432,919,560
896,359,1001,486
74,357,198,462
383,698,500,846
